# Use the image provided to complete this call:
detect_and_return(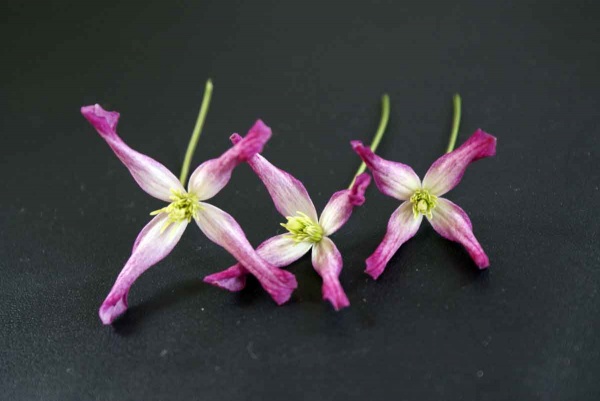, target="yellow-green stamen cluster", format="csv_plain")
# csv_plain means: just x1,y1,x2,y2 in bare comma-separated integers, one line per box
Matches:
410,189,438,219
151,190,201,231
281,212,323,243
